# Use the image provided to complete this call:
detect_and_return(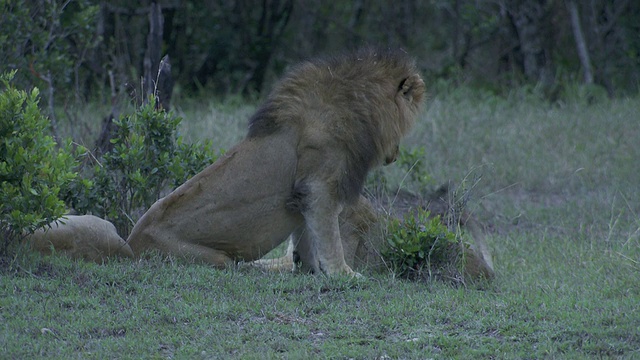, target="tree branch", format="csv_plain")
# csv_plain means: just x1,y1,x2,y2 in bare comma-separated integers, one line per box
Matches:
566,0,593,84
